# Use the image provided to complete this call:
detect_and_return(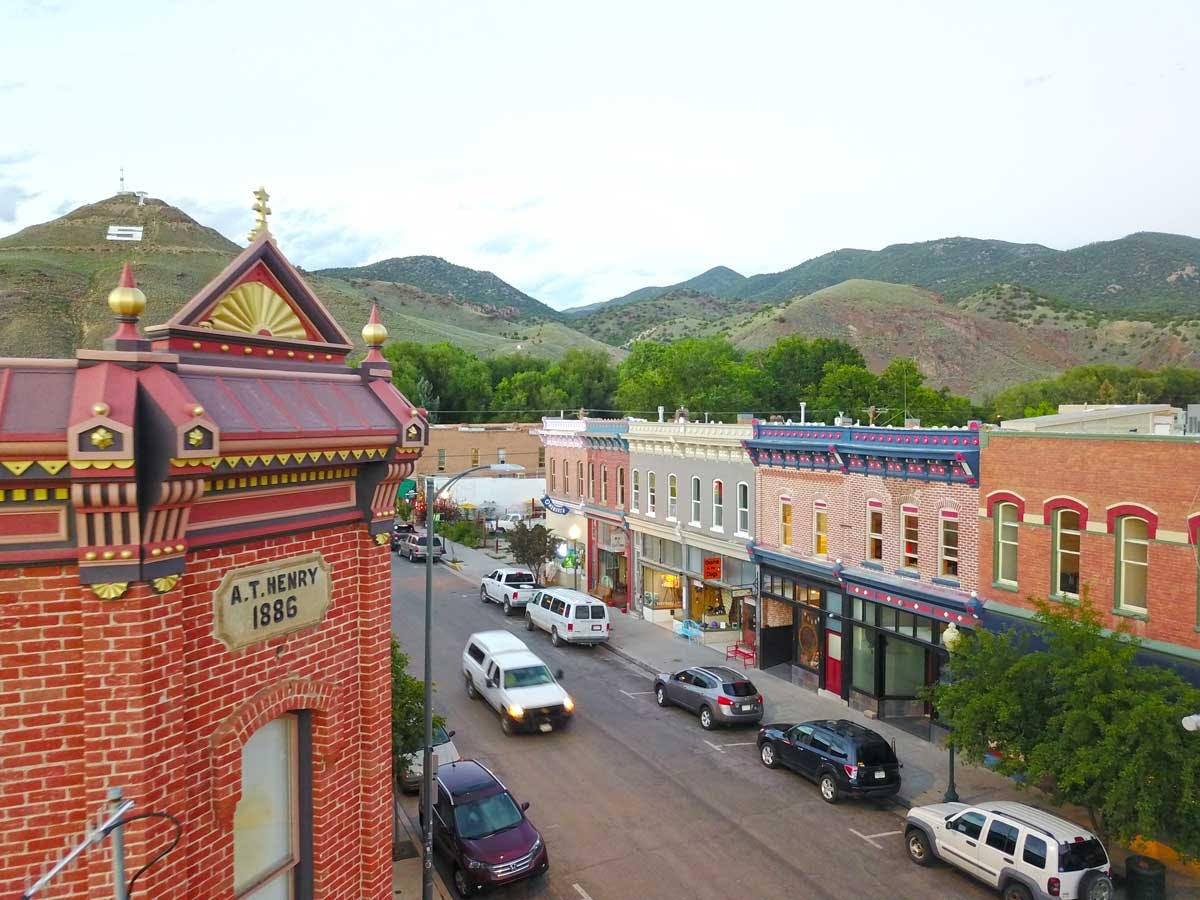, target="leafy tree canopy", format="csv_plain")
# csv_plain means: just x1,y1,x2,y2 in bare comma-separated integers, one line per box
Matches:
507,522,561,583
391,639,445,780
